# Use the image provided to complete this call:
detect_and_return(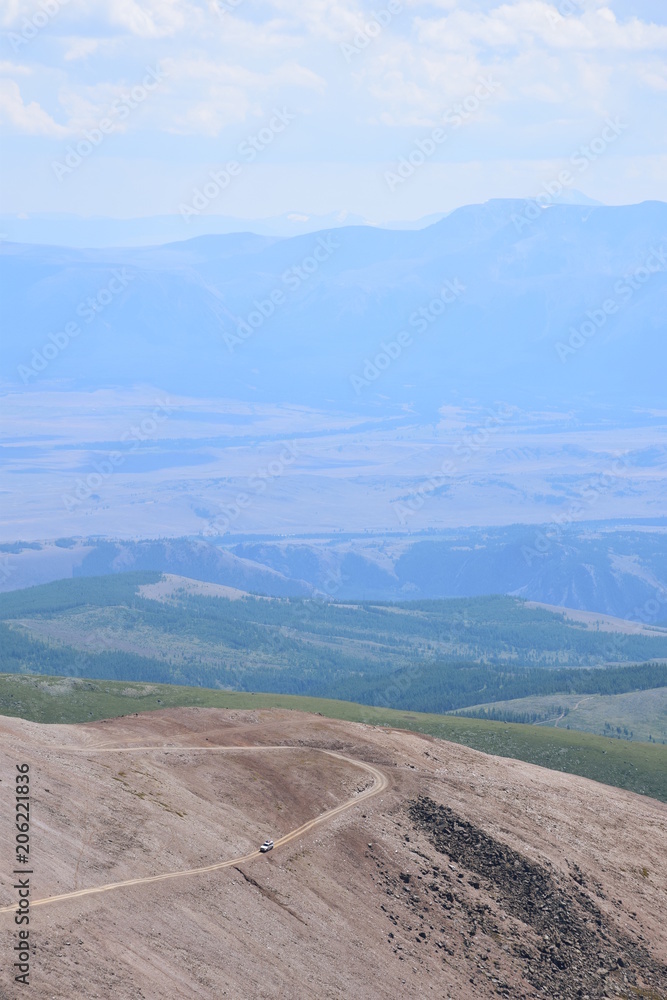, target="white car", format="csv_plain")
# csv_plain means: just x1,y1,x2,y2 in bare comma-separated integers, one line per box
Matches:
259,839,274,853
